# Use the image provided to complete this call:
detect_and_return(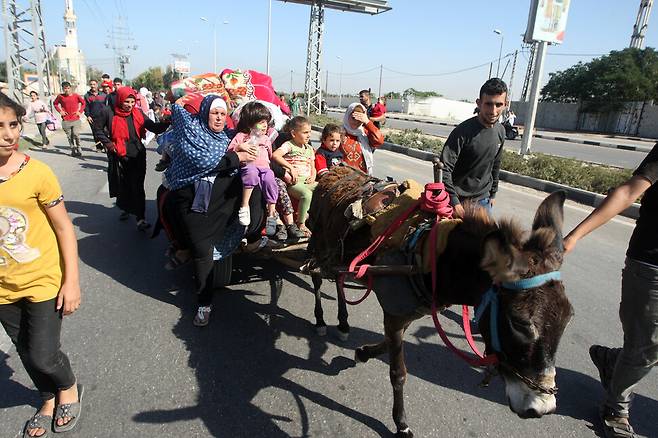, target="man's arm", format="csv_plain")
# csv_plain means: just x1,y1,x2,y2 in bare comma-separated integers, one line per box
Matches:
563,175,651,252
489,143,504,201
53,95,65,115
77,94,86,114
440,130,463,206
